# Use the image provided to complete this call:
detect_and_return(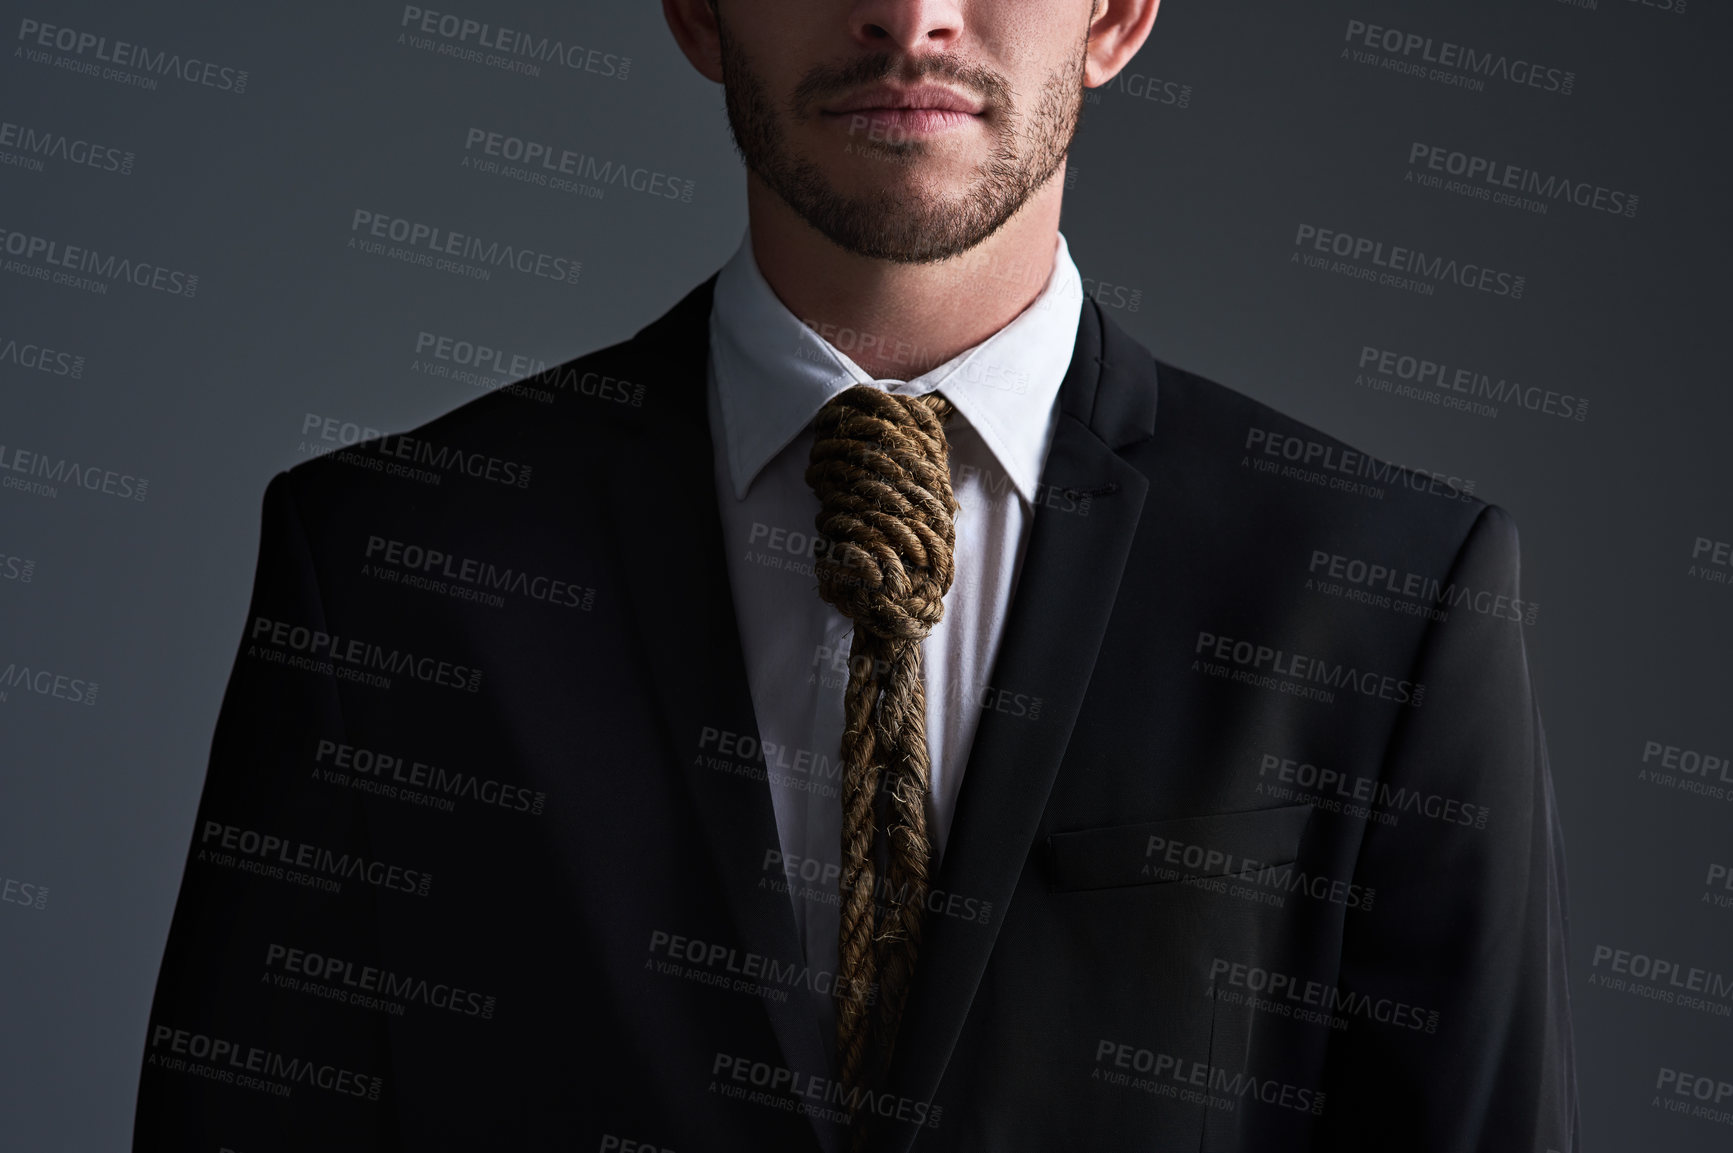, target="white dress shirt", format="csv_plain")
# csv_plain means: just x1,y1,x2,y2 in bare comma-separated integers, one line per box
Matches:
705,225,1083,1062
